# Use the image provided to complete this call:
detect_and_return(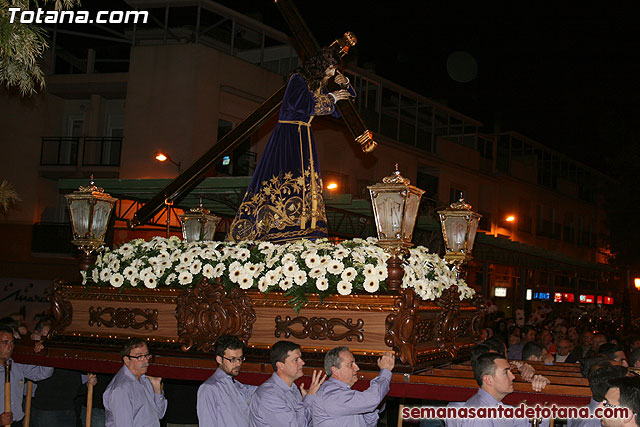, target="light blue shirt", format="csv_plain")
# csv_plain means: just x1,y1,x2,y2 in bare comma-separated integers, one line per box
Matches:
0,359,53,421
197,367,257,427
566,398,600,427
455,388,549,427
249,372,314,427
312,369,391,427
103,365,167,427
